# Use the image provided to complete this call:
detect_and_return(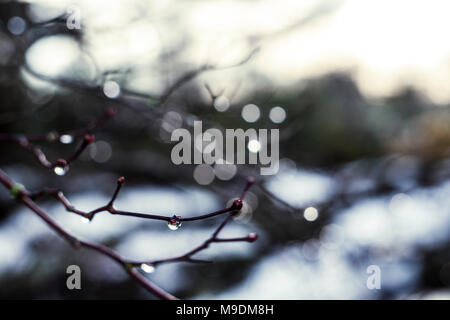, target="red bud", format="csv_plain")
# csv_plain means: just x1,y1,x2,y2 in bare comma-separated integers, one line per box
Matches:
247,233,258,242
